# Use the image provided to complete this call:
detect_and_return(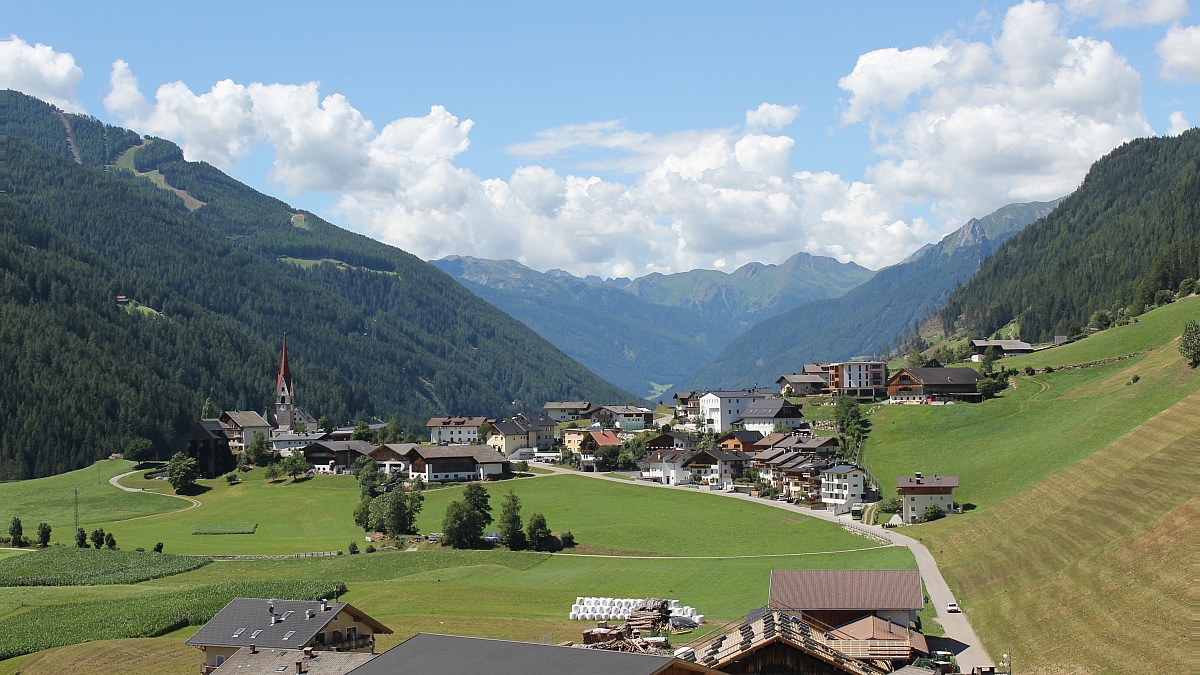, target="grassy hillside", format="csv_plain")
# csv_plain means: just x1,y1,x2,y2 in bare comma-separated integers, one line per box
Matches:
864,296,1198,672
867,296,1199,507
0,460,179,527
